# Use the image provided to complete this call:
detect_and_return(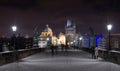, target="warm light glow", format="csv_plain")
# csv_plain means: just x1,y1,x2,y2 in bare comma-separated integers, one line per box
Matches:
107,24,112,31
12,25,17,32
58,32,66,45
